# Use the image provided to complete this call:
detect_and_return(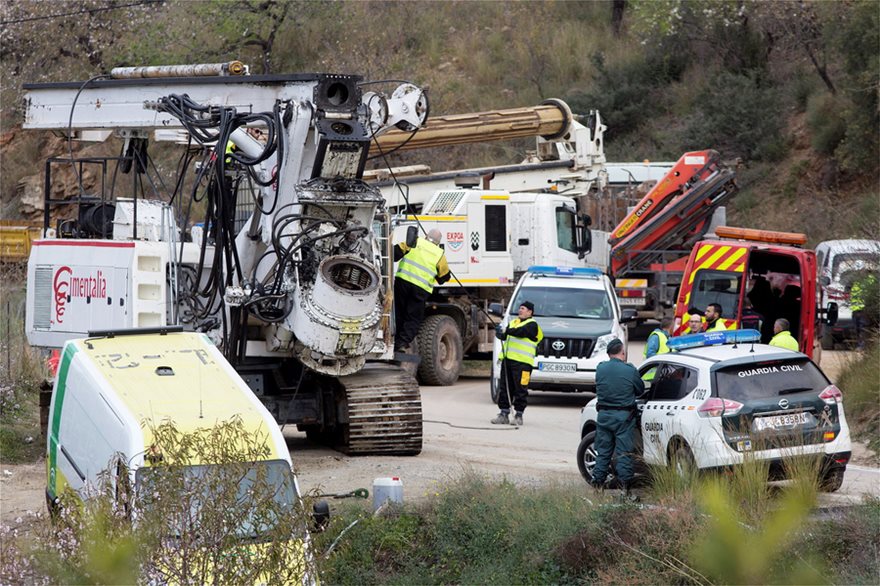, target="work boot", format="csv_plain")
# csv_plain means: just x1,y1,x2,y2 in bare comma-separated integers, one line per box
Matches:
513,413,524,426
490,412,510,425
588,477,605,491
